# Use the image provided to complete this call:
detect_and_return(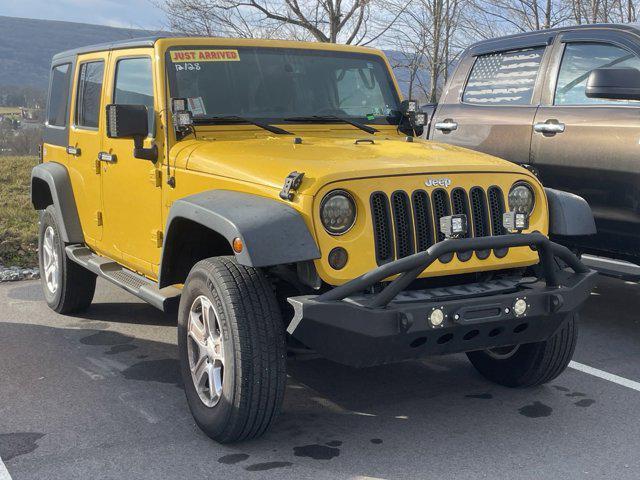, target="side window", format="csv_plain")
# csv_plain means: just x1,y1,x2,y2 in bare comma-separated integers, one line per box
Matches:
76,61,105,129
462,47,545,105
555,42,640,106
113,57,154,132
47,63,72,127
